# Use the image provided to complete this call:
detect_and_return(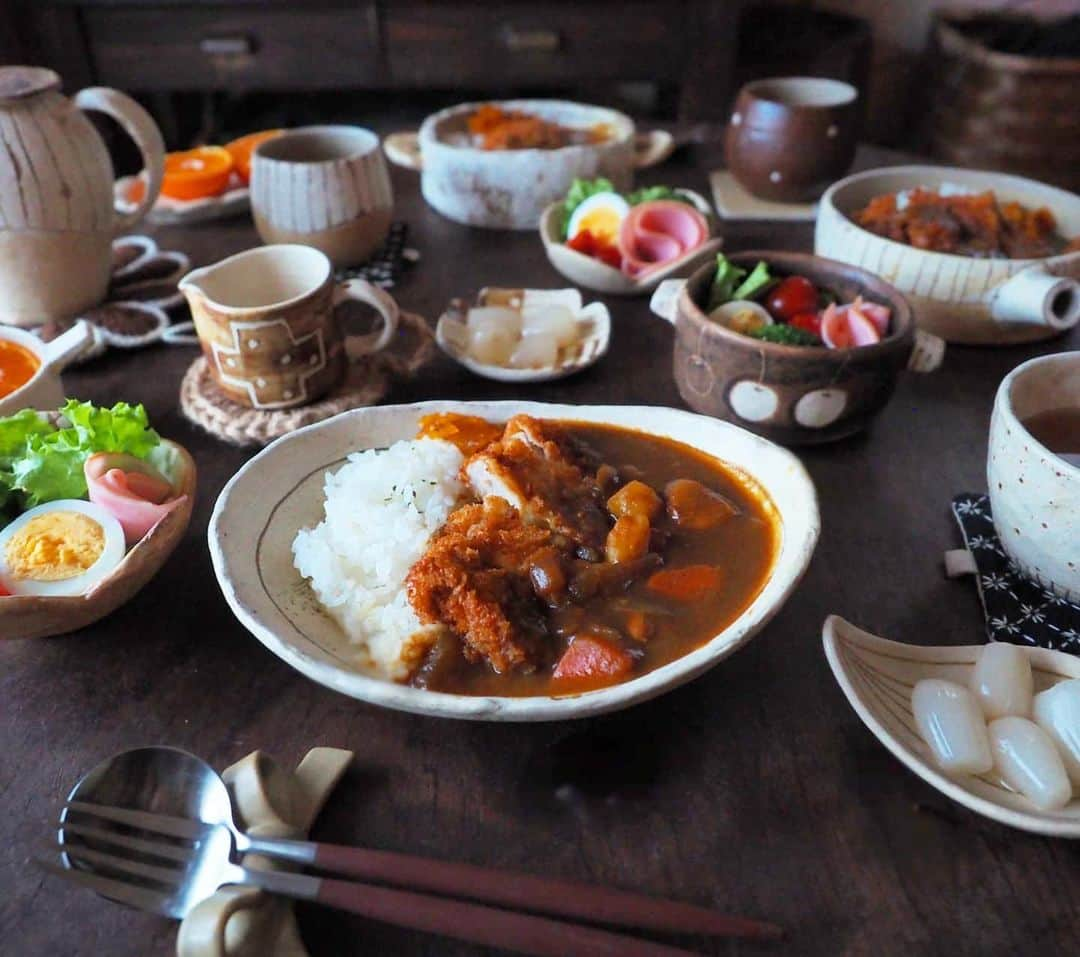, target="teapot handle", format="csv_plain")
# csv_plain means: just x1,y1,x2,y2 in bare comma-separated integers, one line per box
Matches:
73,87,165,237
